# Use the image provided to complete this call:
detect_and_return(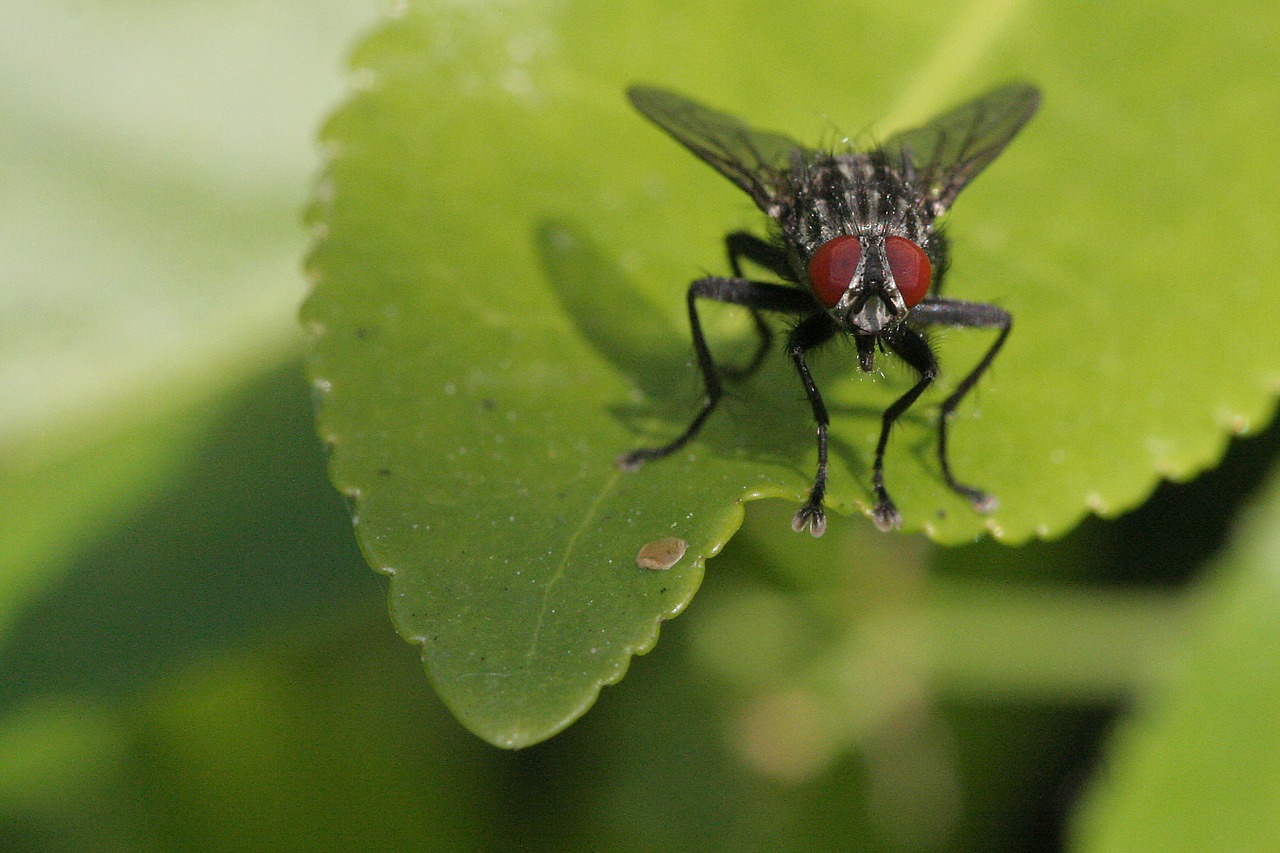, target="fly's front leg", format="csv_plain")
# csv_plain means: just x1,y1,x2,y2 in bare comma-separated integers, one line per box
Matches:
874,326,940,531
786,313,839,537
909,298,1012,512
618,277,812,470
